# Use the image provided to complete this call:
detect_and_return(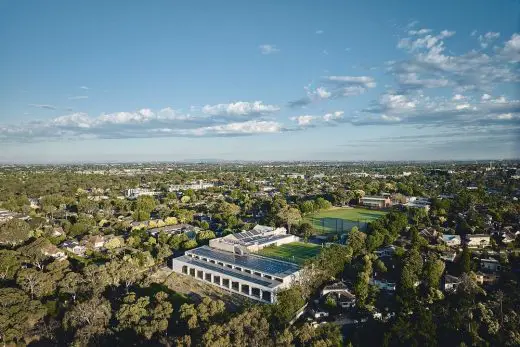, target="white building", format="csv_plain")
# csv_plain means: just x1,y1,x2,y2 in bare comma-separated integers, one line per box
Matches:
171,246,301,303
124,188,159,199
168,181,214,192
209,225,299,254
171,225,302,303
61,240,86,256
466,234,491,248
